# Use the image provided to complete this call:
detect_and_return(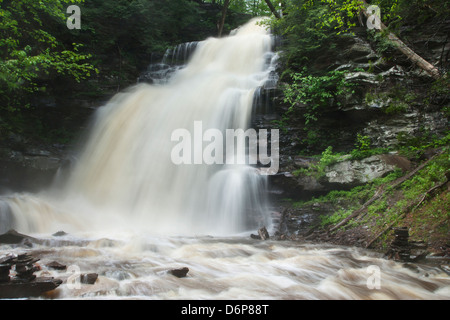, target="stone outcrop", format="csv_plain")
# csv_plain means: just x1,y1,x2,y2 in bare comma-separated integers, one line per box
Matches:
0,229,36,246
270,154,411,199
0,141,65,193
0,200,14,234
0,253,62,298
324,154,411,187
